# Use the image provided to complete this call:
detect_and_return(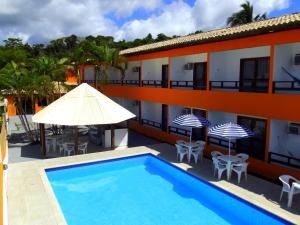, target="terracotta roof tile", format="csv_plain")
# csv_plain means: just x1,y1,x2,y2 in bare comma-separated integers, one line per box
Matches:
120,12,300,56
